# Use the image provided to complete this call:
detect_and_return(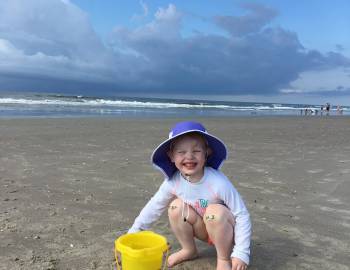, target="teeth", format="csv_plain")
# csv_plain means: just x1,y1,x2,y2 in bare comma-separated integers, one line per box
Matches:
184,163,196,168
